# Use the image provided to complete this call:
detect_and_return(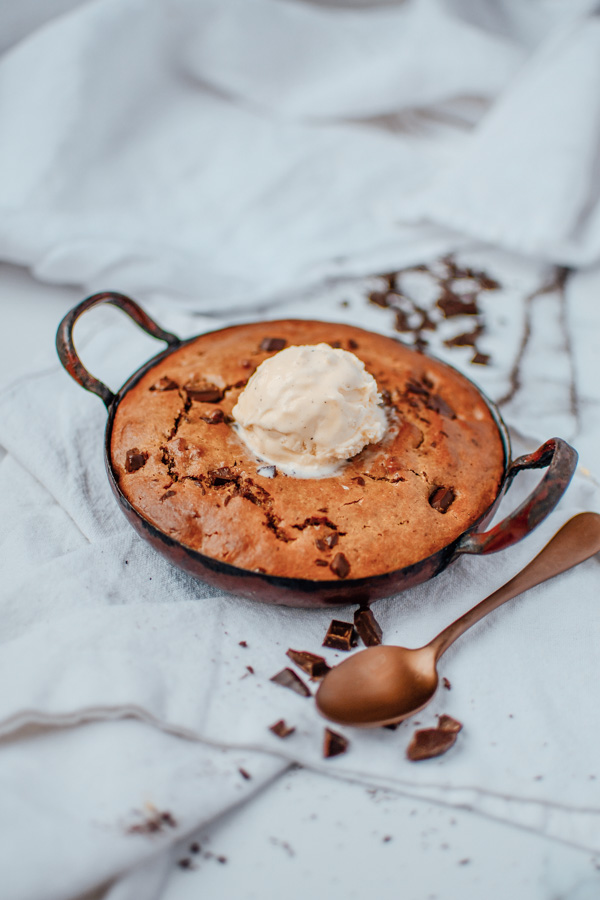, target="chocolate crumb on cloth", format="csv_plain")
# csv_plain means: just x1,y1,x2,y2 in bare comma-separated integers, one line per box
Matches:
270,668,311,697
323,728,349,759
286,648,331,679
407,716,463,761
354,606,383,646
269,719,296,738
322,620,358,651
